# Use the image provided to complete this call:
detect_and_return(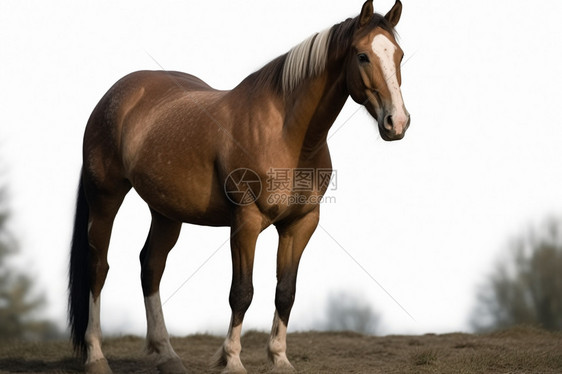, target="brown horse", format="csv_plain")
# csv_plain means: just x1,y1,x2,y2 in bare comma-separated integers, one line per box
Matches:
69,1,409,373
